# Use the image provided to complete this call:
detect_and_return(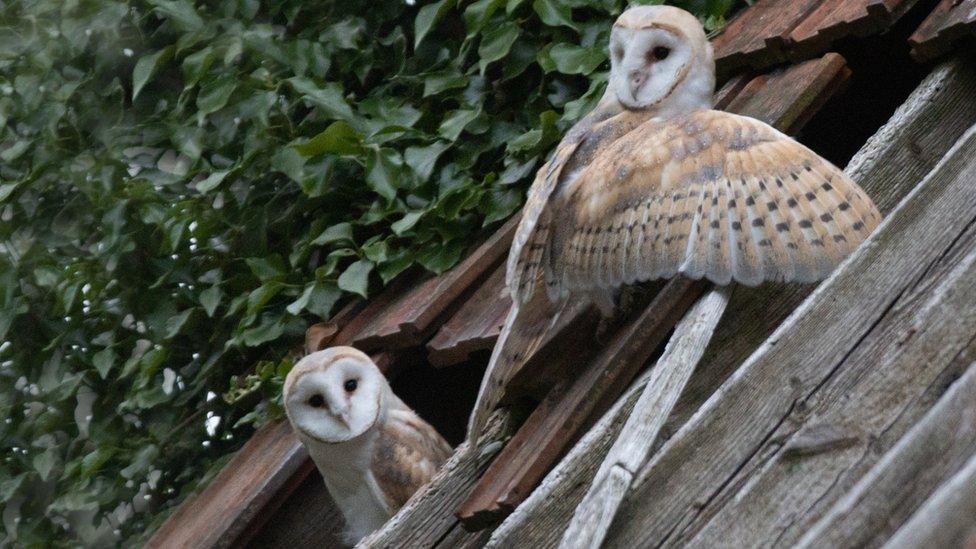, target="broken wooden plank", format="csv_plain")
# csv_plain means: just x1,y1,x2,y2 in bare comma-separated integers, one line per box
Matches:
457,278,709,529
795,363,976,548
712,0,822,76
724,52,850,134
485,55,976,549
909,0,976,61
602,123,976,548
350,216,518,352
883,452,976,549
789,0,920,57
359,410,514,548
427,264,509,367
559,287,731,549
